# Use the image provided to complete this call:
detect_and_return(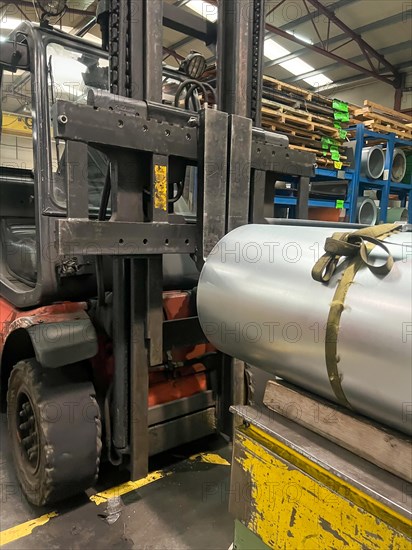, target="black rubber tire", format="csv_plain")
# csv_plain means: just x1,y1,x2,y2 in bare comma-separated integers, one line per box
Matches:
7,358,102,506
